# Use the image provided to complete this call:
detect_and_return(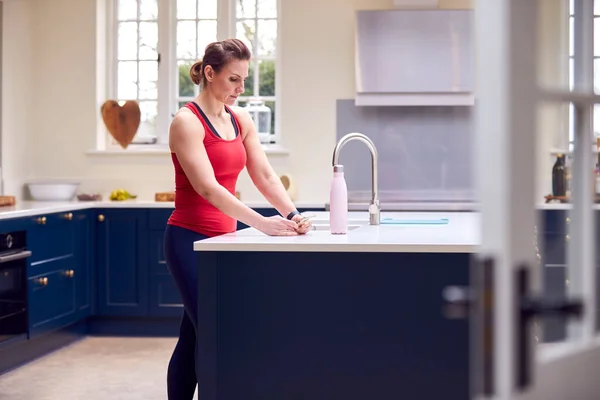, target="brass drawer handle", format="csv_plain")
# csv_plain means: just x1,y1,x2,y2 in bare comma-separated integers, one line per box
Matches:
36,216,47,225
38,277,48,286
64,270,74,278
63,212,73,221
